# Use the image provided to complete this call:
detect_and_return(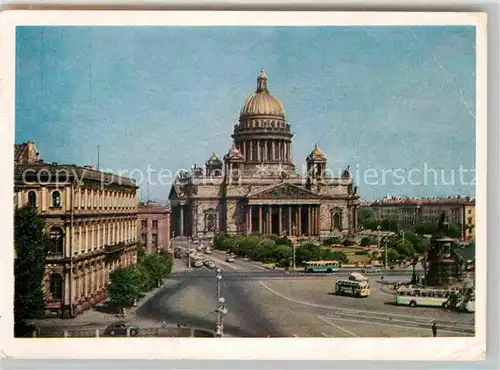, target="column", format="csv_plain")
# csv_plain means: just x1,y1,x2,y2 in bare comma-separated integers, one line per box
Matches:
259,206,263,233
311,208,315,236
278,207,282,235
180,206,184,236
288,206,292,236
272,141,276,162
312,207,316,236
248,206,253,234
298,206,302,236
268,206,272,234
264,140,268,162
317,206,321,236
296,208,300,236
308,207,312,236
